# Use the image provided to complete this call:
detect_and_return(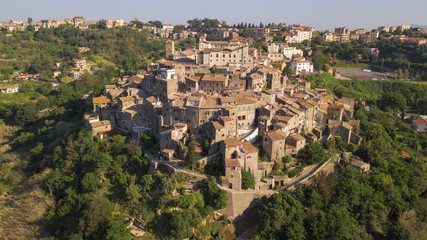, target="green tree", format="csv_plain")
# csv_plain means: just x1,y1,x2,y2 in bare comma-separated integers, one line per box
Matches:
282,67,294,76
256,191,306,240
309,204,363,240
301,142,329,165
185,135,199,170
81,172,101,192
140,131,154,148
15,102,38,125
79,194,114,239
105,214,131,240
201,177,228,209
241,169,255,189
36,98,50,110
